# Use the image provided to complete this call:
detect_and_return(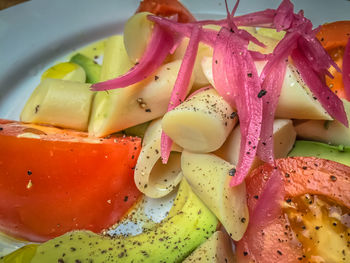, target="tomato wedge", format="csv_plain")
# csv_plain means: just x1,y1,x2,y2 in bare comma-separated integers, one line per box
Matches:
136,0,196,23
236,157,350,263
0,120,142,242
316,21,350,100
